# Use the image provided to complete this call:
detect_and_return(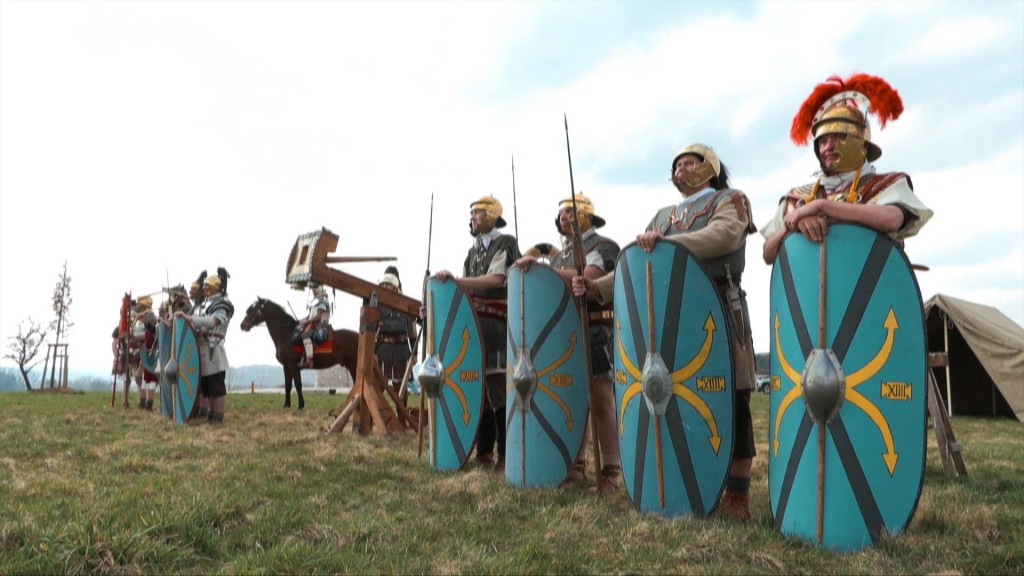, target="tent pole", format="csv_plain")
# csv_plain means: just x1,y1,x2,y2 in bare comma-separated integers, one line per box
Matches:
943,314,952,417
